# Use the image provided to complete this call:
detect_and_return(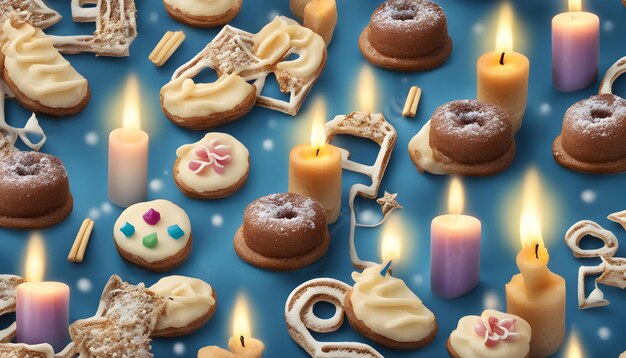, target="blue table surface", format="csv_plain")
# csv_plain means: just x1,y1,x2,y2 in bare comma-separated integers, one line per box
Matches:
1,0,625,357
